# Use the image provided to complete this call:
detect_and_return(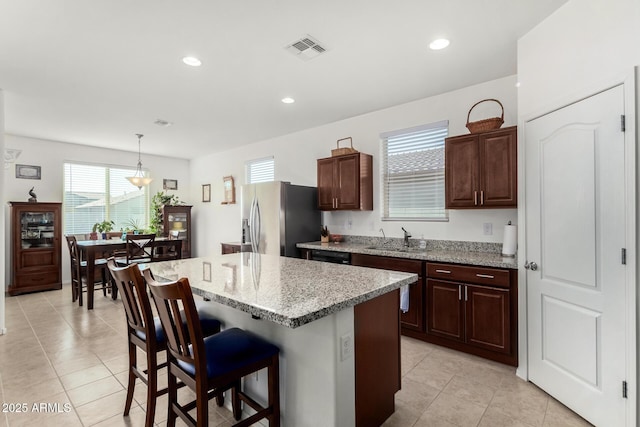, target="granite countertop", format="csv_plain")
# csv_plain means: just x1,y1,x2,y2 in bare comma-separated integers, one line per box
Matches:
145,253,417,329
296,238,518,270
